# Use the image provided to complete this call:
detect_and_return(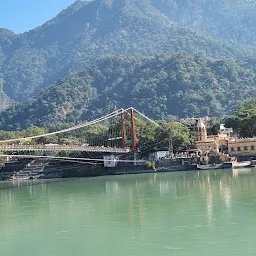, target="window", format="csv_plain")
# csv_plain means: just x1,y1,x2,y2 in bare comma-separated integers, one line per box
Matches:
237,147,241,151
251,146,255,151
244,146,248,151
230,147,234,151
